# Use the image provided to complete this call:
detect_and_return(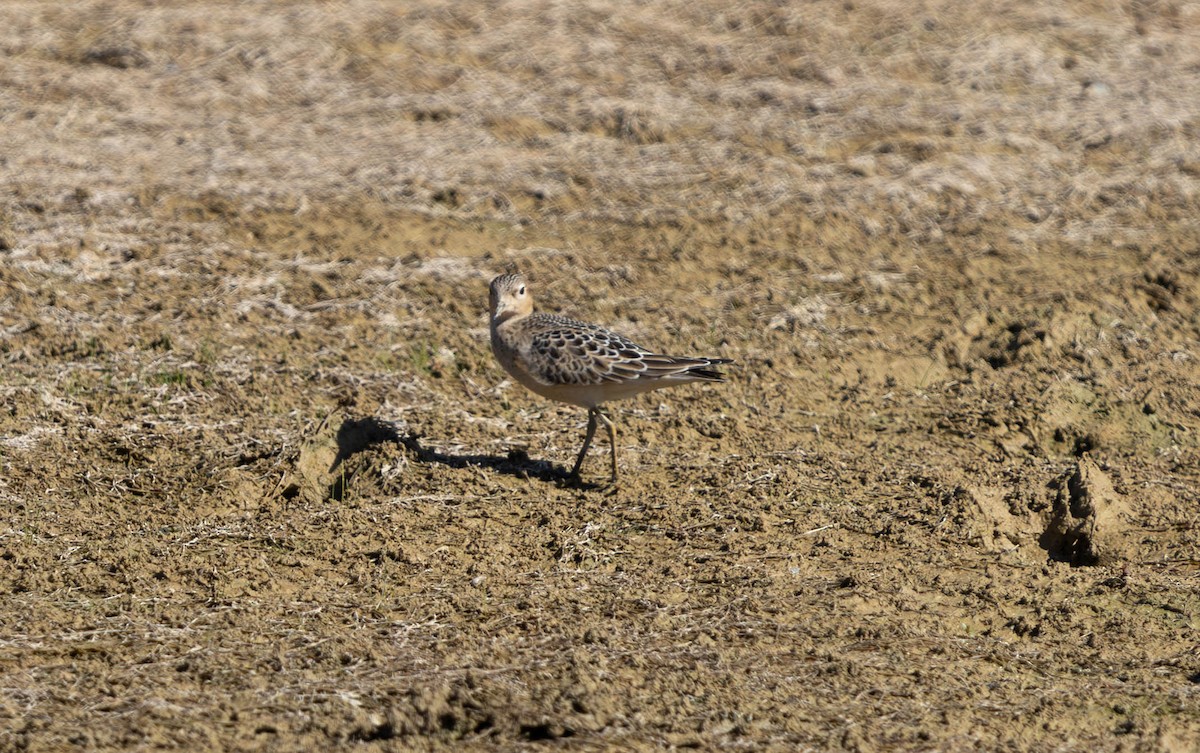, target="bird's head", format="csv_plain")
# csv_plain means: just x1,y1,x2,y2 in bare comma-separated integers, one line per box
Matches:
489,273,533,324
